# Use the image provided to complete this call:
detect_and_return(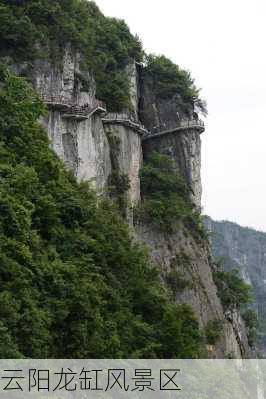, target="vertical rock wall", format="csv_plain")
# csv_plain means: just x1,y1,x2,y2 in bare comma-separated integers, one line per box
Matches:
103,123,143,204
139,72,194,132
125,62,141,118
139,68,202,209
142,129,202,209
35,51,142,200
136,223,250,358
101,62,144,205
32,48,112,190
